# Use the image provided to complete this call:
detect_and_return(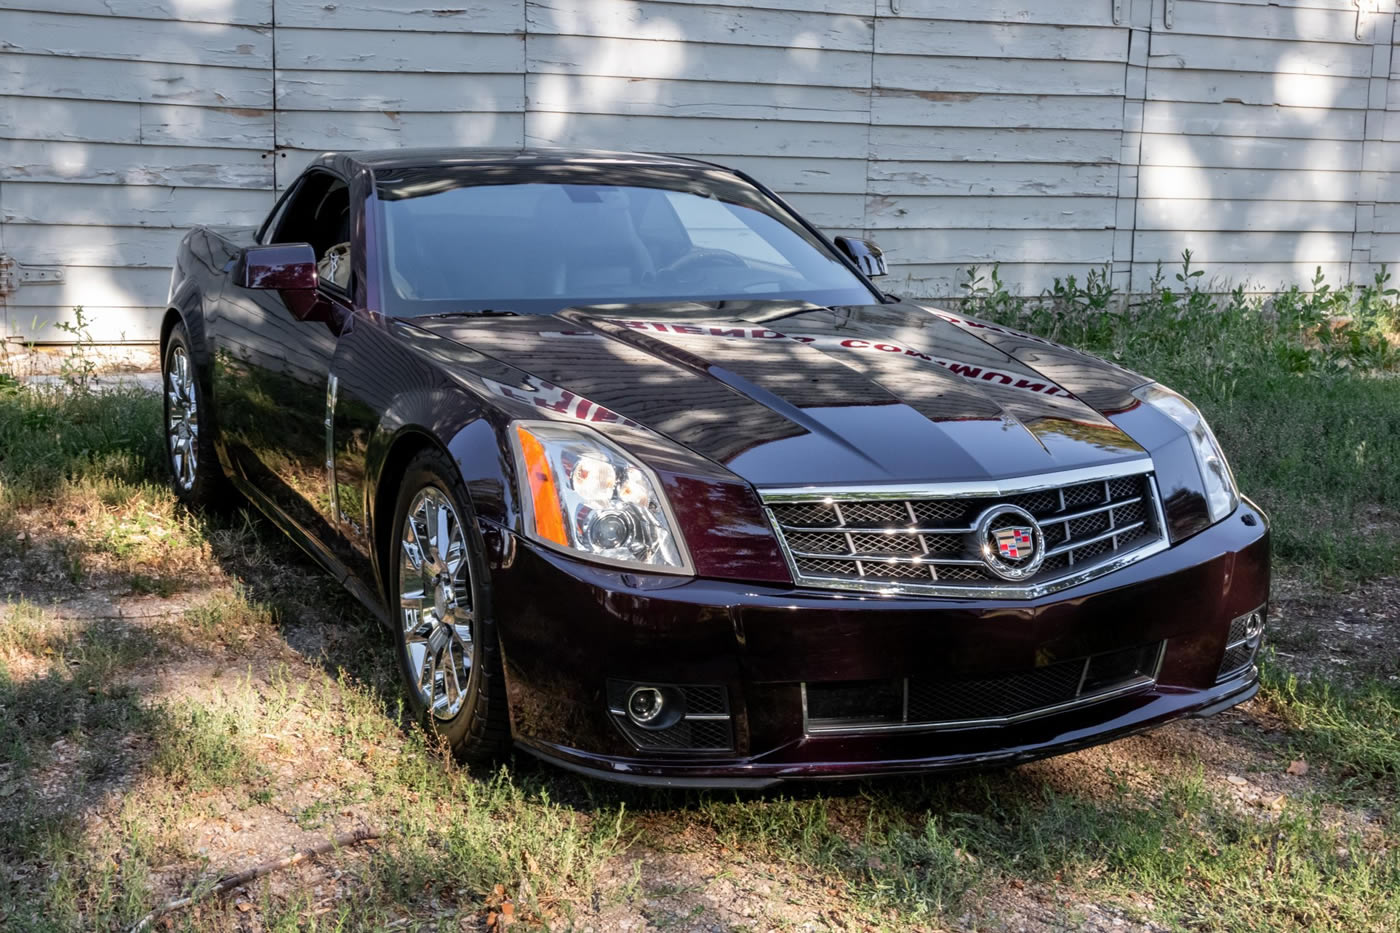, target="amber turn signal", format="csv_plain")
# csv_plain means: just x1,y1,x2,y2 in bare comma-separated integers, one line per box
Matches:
514,424,569,547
